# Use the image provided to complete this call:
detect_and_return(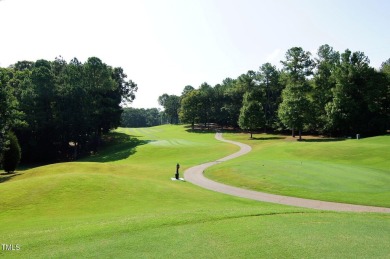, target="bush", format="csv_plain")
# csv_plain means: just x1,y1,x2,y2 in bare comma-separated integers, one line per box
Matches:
2,132,21,173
